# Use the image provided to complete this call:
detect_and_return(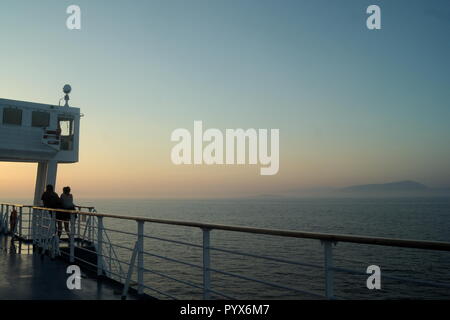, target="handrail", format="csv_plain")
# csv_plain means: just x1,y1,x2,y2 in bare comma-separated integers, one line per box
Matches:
0,204,93,209
0,203,33,208
3,201,450,299
28,205,450,252
75,205,96,210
